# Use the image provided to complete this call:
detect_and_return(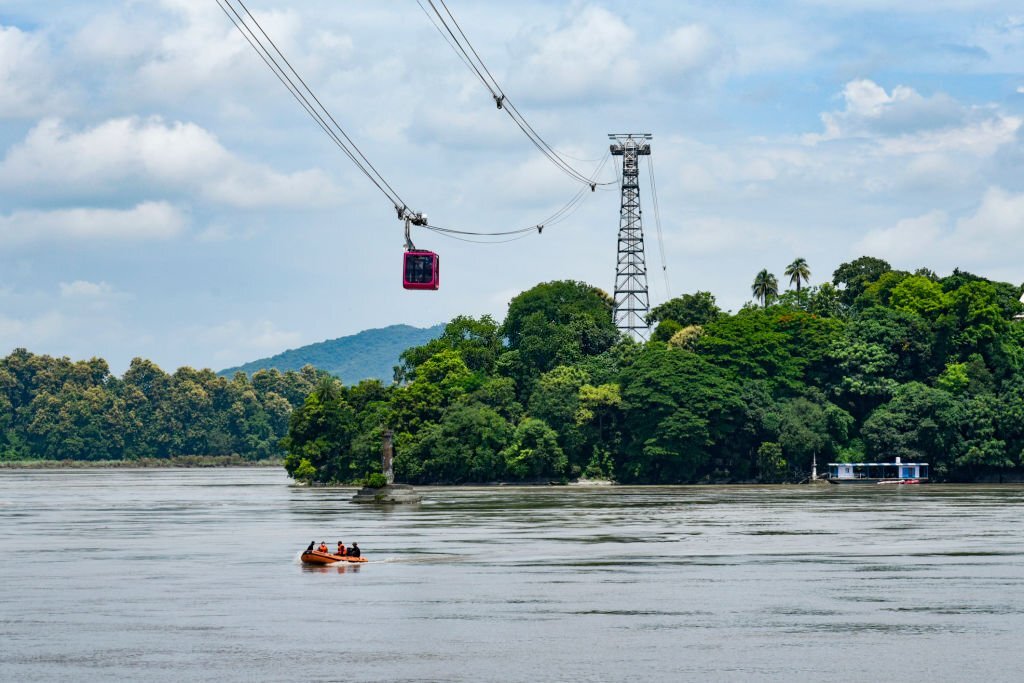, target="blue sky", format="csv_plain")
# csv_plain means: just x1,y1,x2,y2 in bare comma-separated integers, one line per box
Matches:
1,0,1023,373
